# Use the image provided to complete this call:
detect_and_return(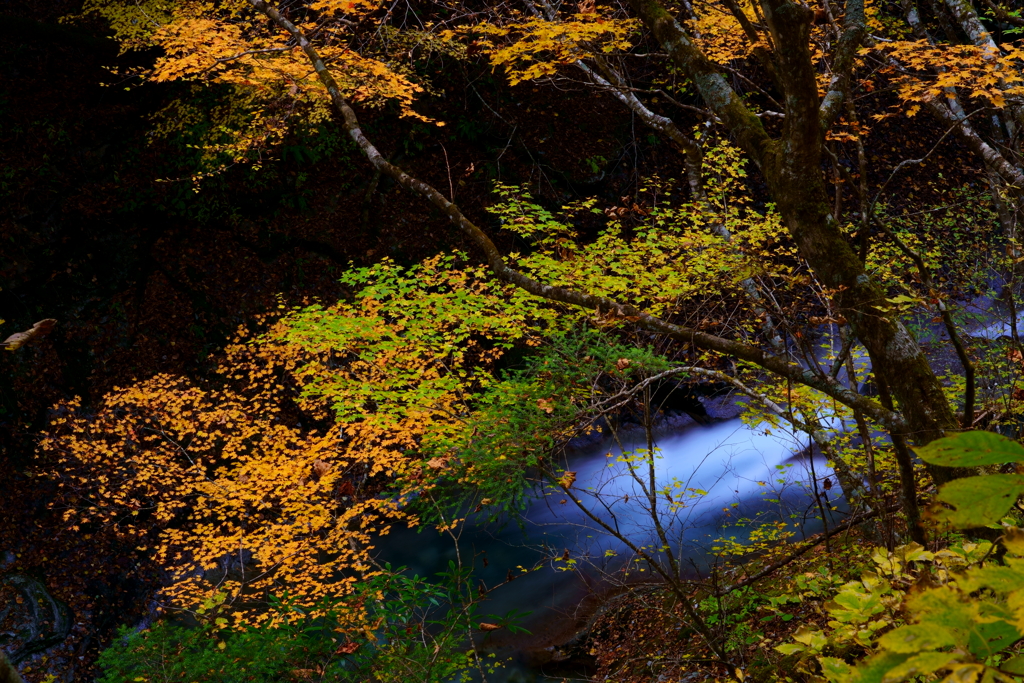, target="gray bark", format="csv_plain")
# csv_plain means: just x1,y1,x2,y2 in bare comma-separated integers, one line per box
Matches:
624,0,965,483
